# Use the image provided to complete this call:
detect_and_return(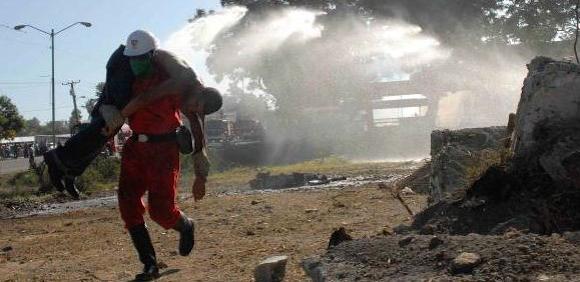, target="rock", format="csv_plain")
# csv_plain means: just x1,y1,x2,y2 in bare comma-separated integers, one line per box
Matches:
254,255,288,282
428,236,444,250
2,246,13,252
451,252,481,274
301,257,325,282
398,236,415,247
251,200,260,205
563,231,580,244
305,208,319,213
328,227,352,249
246,230,256,236
420,224,436,235
511,58,580,184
